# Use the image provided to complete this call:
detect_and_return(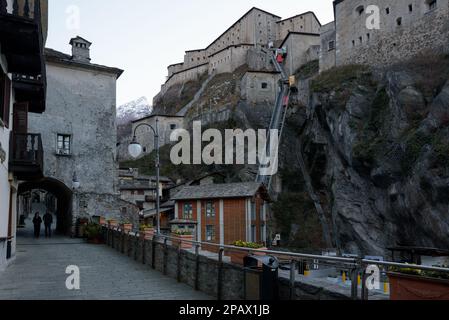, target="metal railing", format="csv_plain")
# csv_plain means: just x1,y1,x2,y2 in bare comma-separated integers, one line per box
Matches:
105,225,449,300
